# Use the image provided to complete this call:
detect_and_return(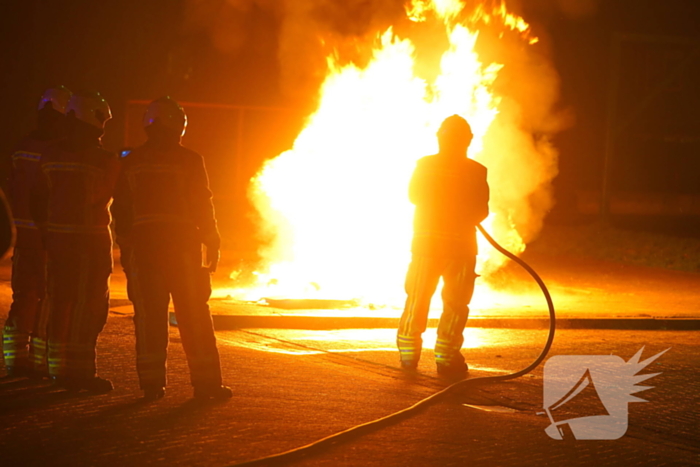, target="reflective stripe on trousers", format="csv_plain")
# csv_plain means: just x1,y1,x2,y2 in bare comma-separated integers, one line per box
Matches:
2,248,47,370
3,330,29,368
129,243,222,389
397,254,477,365
30,336,48,372
45,240,111,379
